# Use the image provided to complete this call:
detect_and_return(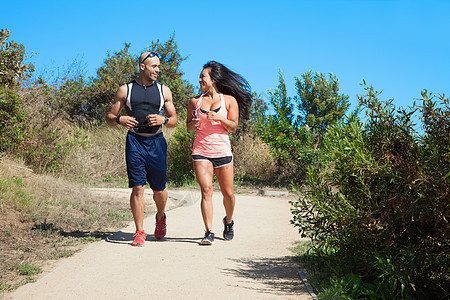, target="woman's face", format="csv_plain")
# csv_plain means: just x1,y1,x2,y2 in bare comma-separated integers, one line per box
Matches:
199,68,213,92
